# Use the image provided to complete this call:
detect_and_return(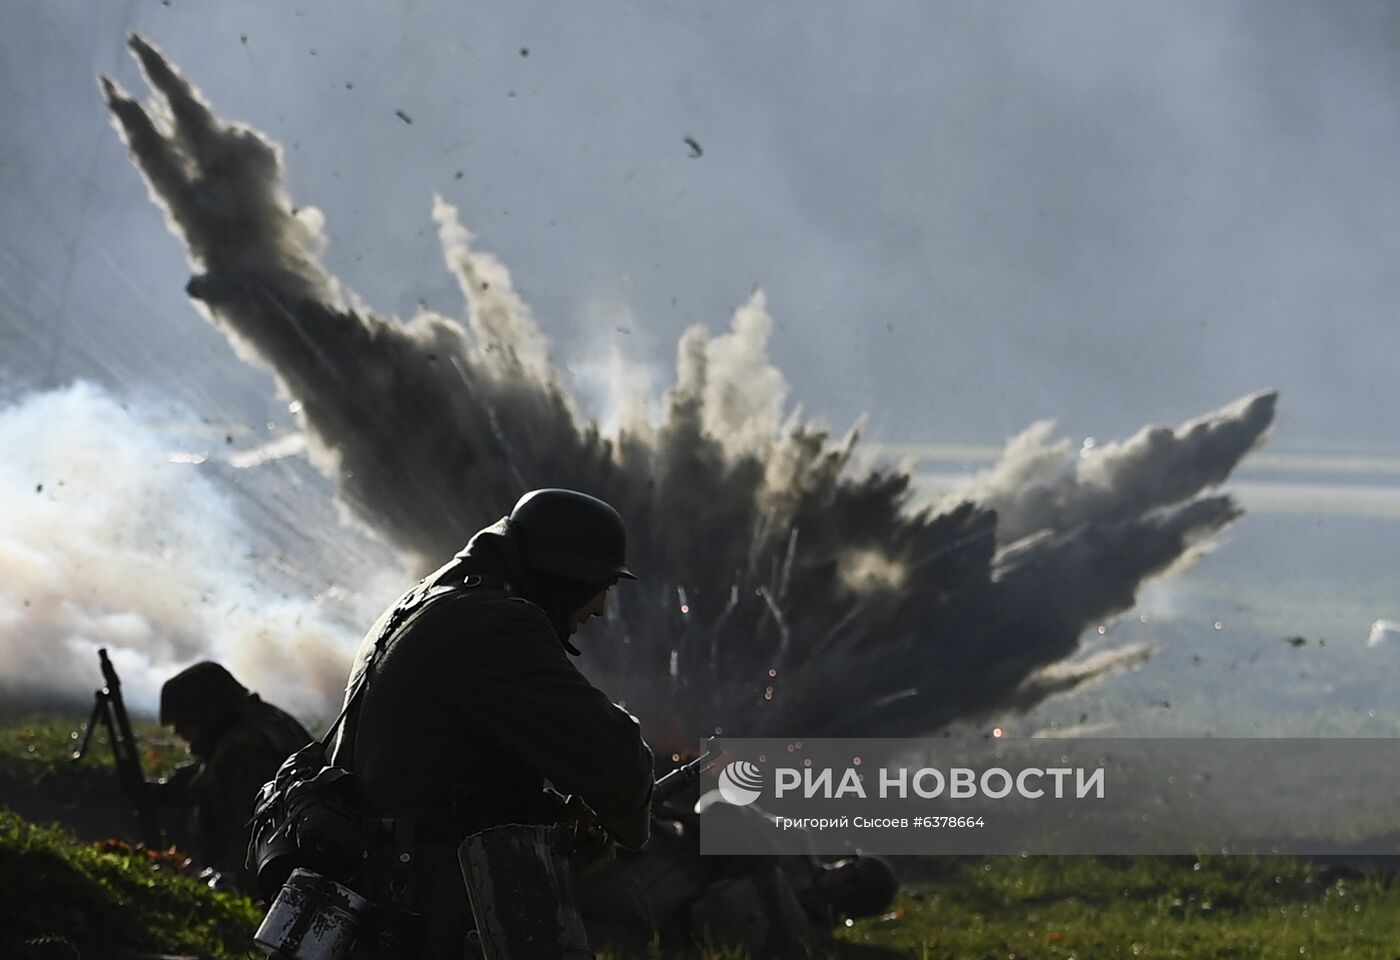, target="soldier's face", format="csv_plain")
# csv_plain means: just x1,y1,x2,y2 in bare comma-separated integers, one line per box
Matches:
172,719,202,746
568,587,609,635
